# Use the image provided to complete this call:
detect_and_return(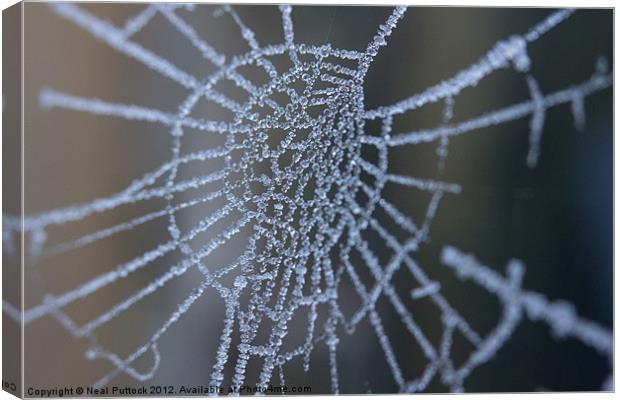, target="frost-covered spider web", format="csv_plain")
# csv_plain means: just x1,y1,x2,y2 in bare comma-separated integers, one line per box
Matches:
3,3,613,394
